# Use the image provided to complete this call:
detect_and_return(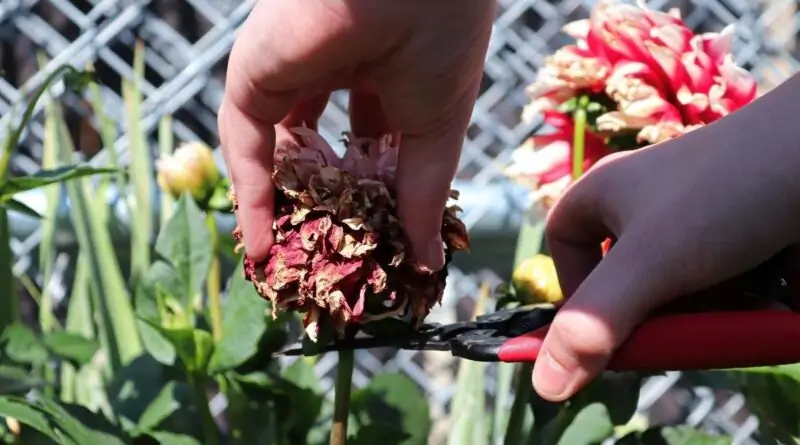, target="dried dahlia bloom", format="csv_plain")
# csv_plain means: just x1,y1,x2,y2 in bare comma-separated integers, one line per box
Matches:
229,128,470,341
